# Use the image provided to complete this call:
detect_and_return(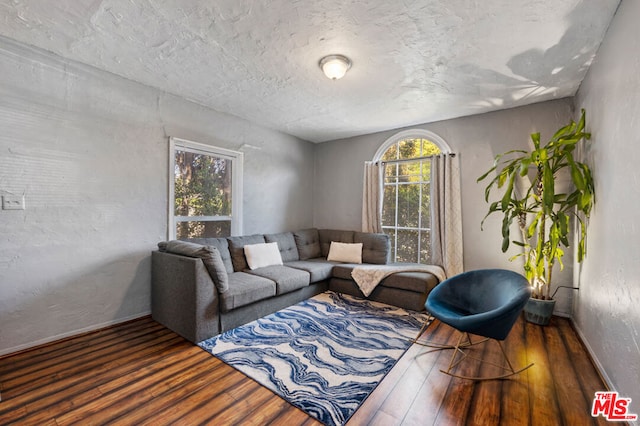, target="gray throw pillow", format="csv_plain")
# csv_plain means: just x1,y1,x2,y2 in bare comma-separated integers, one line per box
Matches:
165,240,229,293
183,237,234,273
